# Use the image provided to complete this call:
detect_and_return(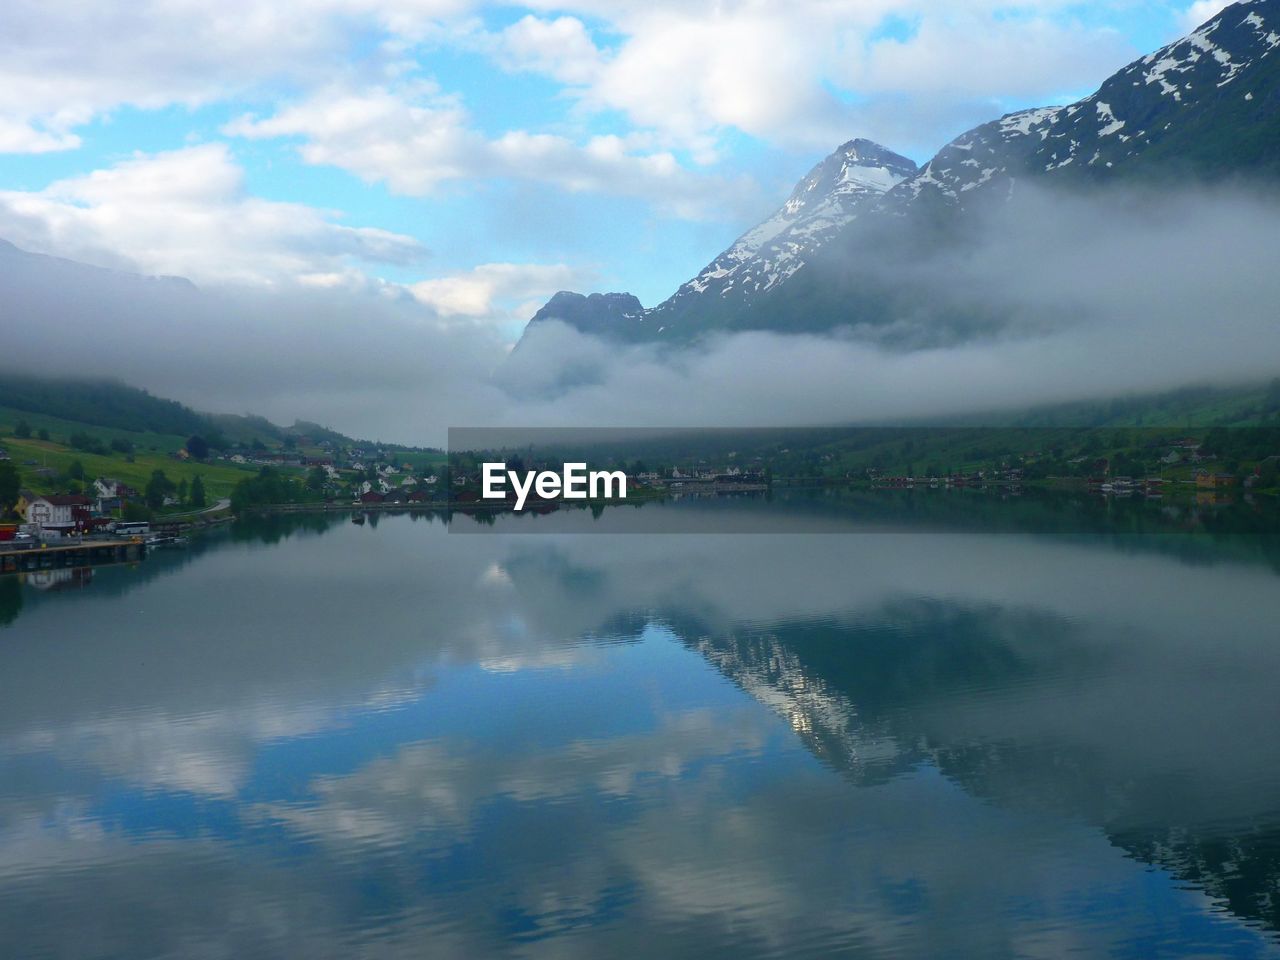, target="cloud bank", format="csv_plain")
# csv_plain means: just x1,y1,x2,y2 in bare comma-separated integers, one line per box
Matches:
2,183,1278,444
